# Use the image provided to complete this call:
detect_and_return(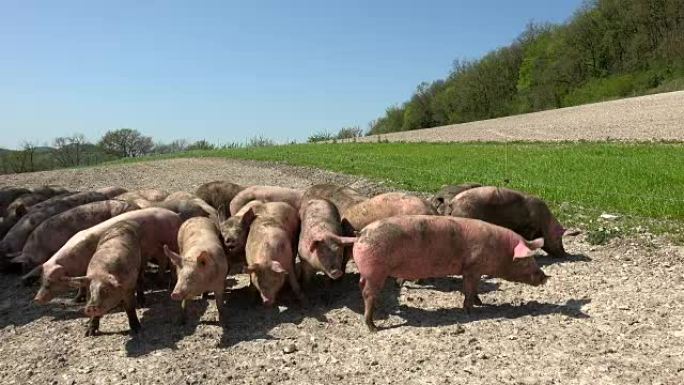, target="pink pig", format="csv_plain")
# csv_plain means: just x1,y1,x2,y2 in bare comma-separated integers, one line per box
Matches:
352,215,549,331
229,185,303,216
